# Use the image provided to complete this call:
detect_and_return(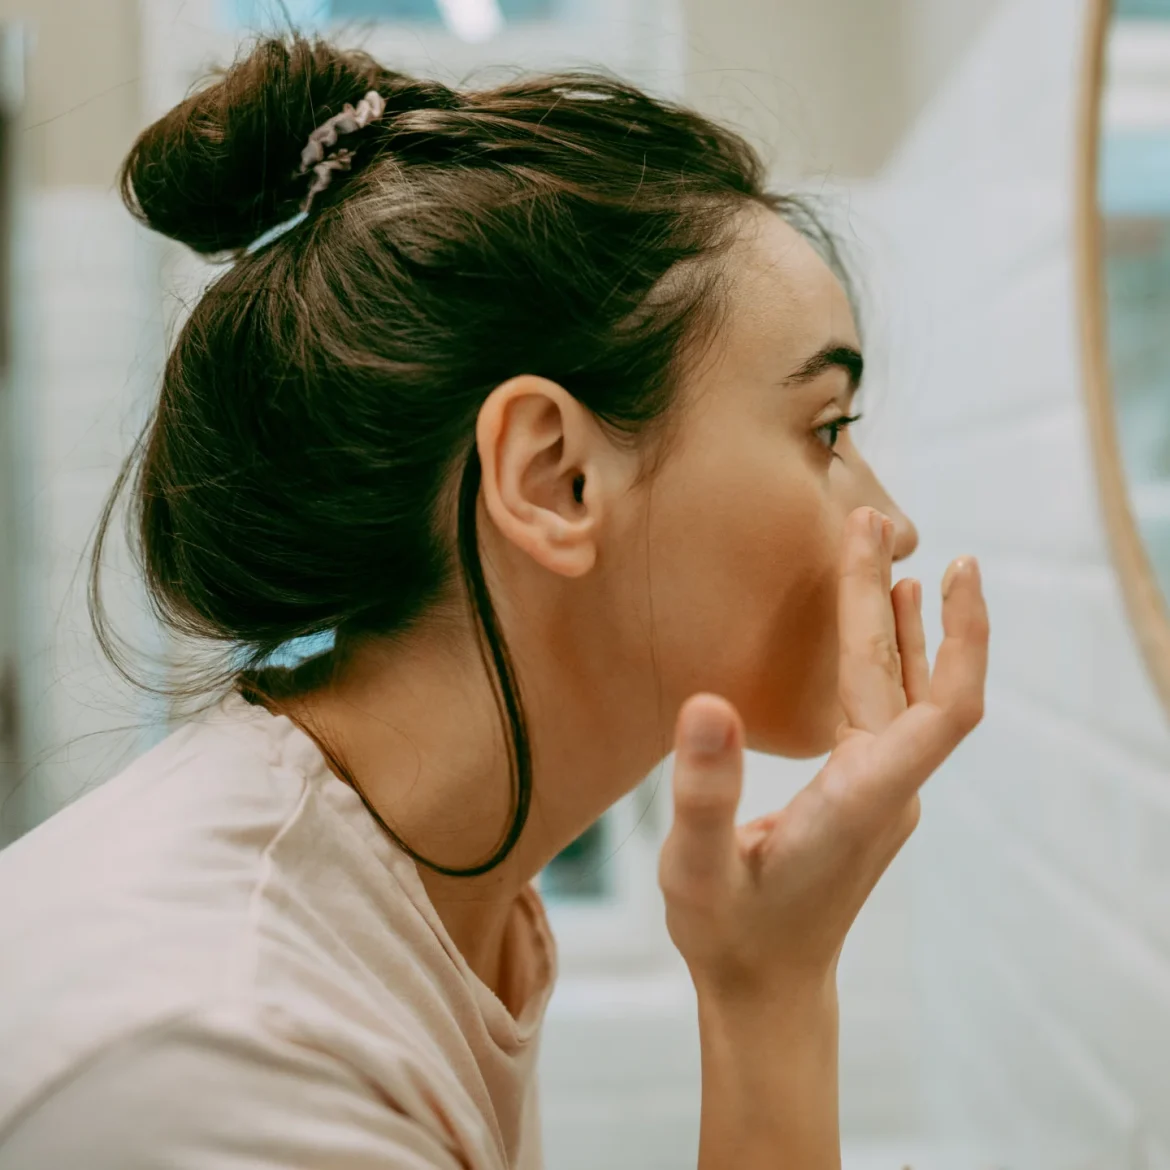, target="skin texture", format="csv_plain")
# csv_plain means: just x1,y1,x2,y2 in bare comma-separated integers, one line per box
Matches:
279,204,921,1004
